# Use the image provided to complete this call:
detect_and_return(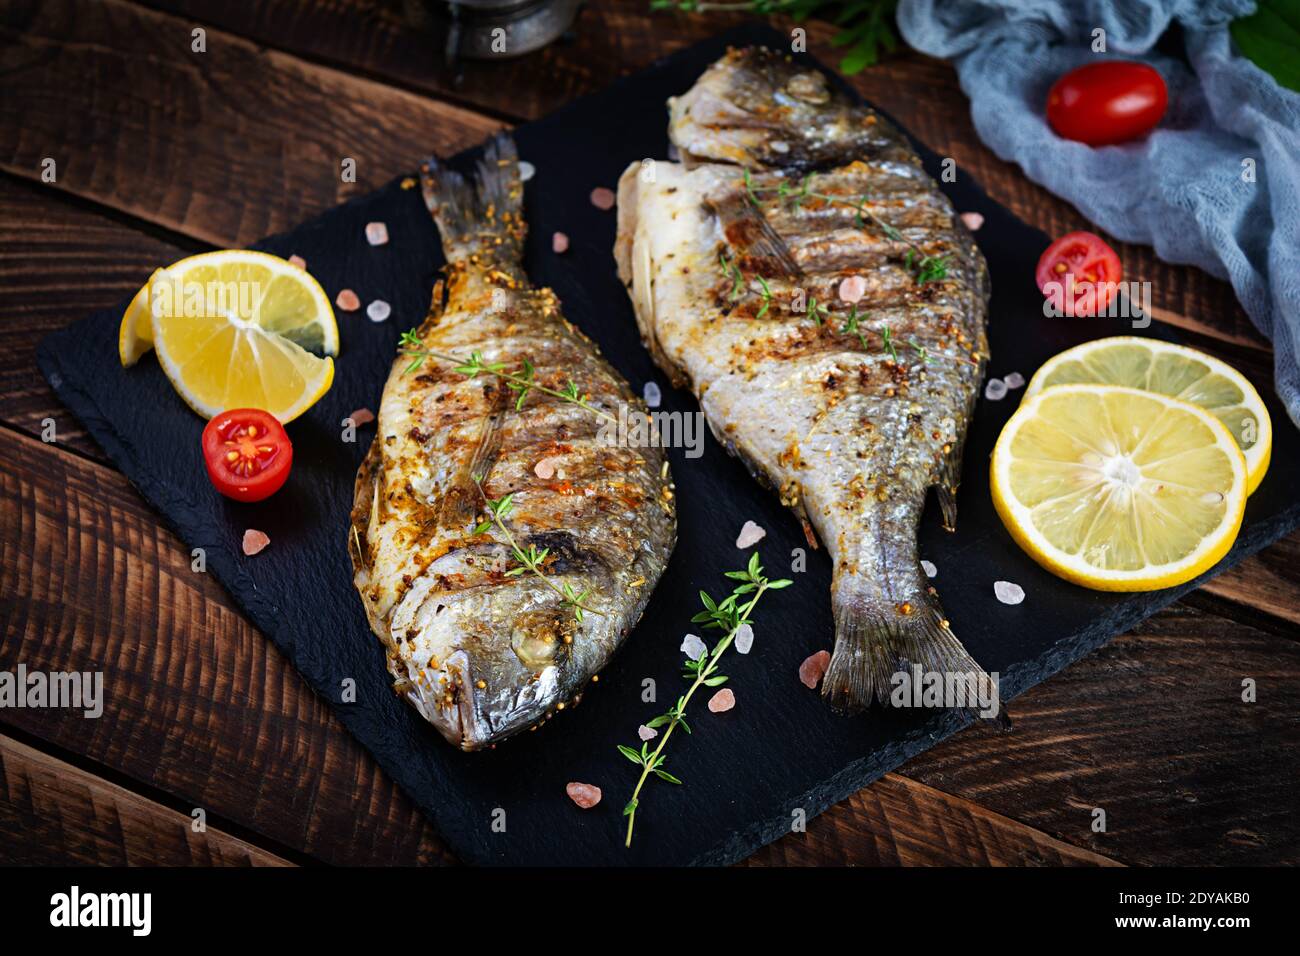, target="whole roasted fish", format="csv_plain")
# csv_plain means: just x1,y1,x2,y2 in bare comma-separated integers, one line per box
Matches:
615,48,991,712
352,135,676,750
